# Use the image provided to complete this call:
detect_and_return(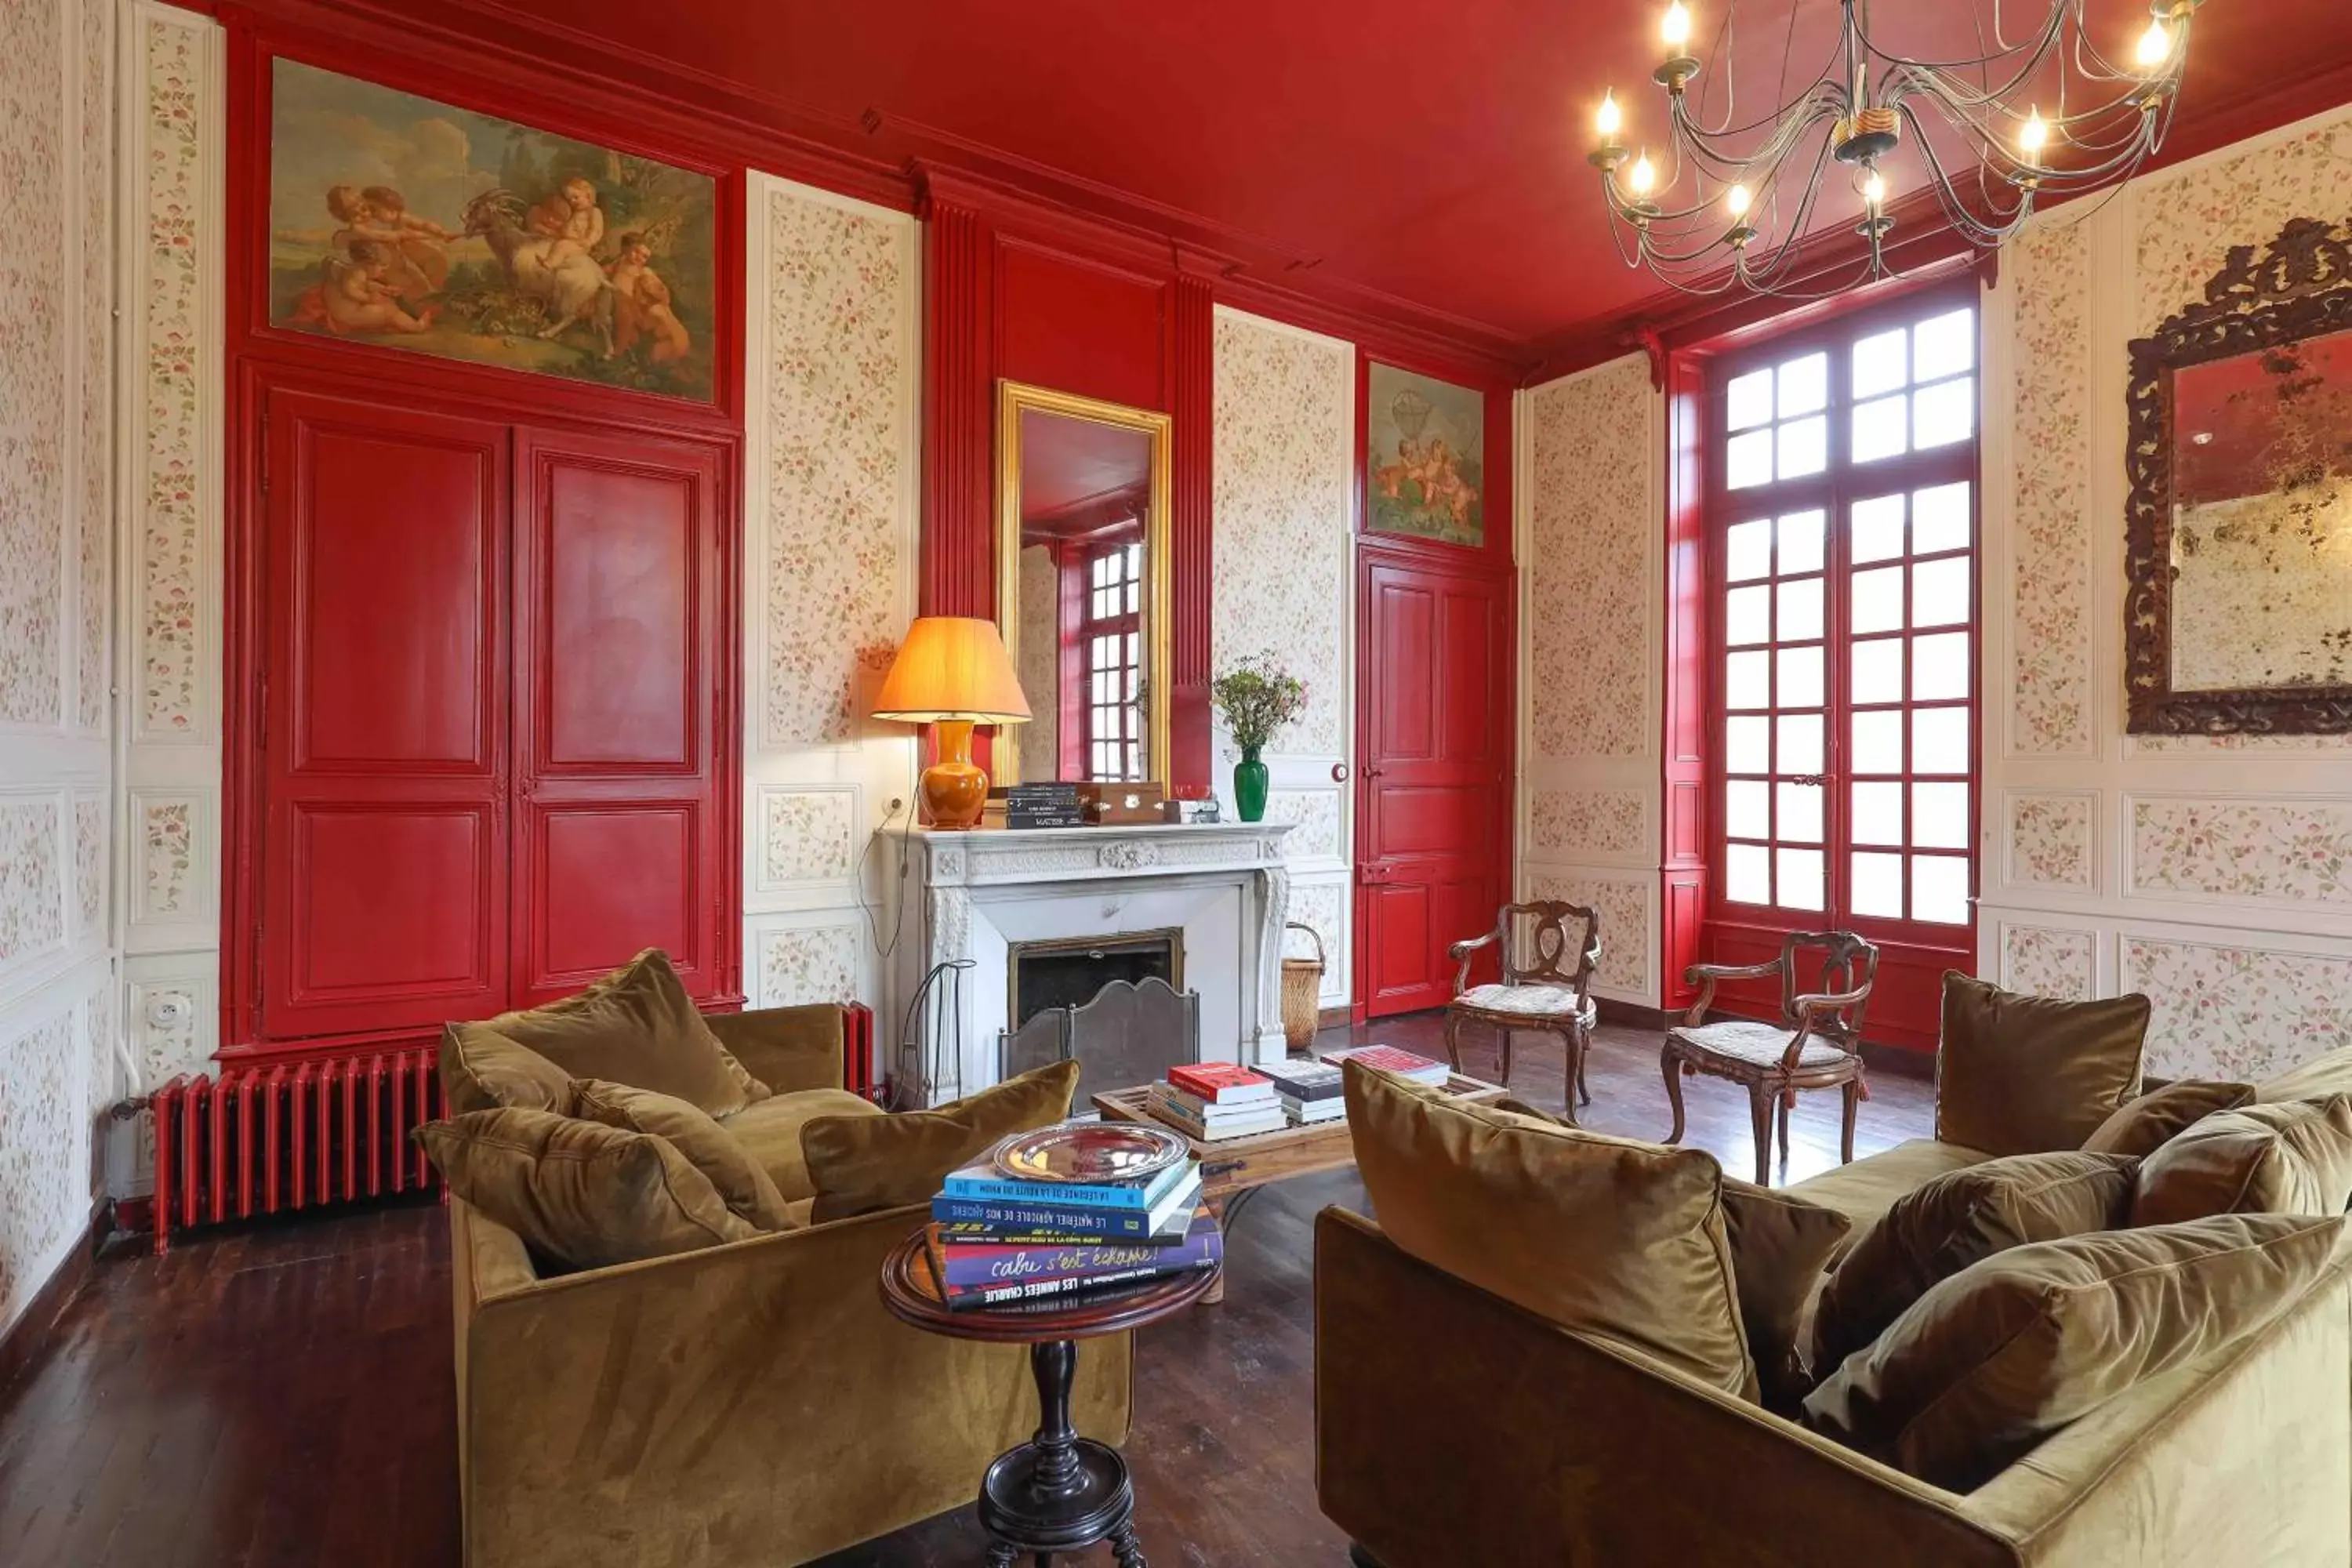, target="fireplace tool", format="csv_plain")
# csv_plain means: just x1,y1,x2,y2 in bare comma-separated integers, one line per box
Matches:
891,957,972,1109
